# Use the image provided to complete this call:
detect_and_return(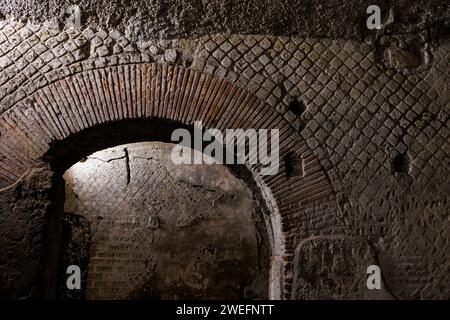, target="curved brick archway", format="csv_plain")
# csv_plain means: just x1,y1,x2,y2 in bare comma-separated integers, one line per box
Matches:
0,63,337,299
